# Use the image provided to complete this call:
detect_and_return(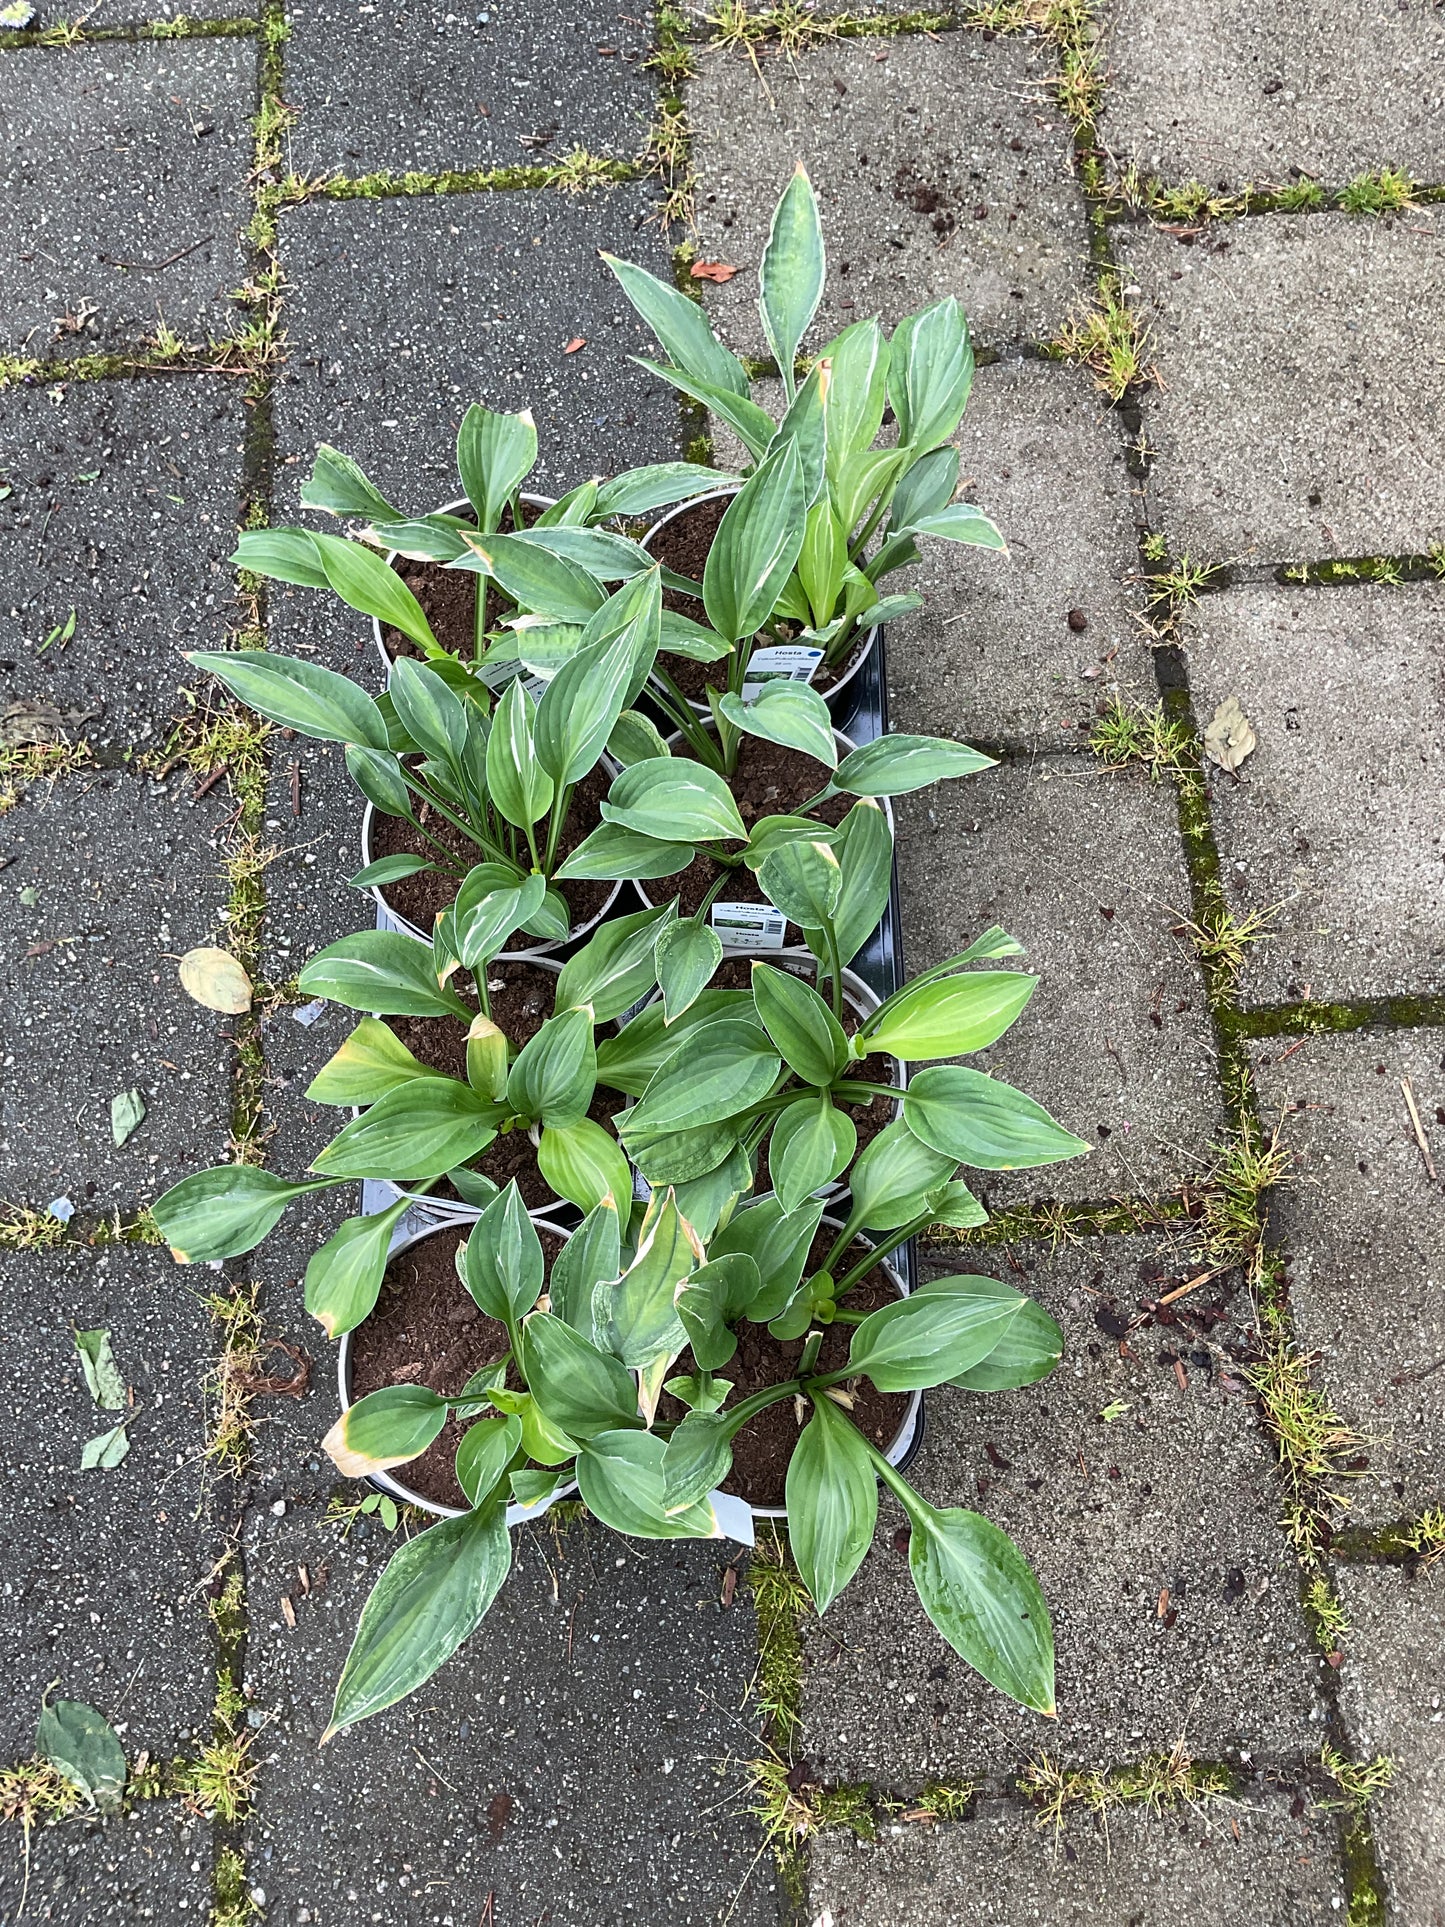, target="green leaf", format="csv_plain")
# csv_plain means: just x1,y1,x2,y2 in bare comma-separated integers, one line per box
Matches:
591,1188,700,1368
485,678,553,830
306,529,440,652
660,1408,738,1512
658,609,733,663
601,252,750,397
307,1017,446,1106
675,1252,758,1371
769,1095,856,1214
766,359,829,505
509,1465,572,1511
843,1120,957,1232
833,734,995,798
455,874,546,969
549,1199,623,1331
556,820,696,883
847,1291,1021,1392
324,1383,447,1477
664,1371,732,1414
903,1066,1090,1170
507,1005,596,1127
457,403,538,529
325,1505,512,1739
670,1140,754,1241
717,682,837,768
787,1396,877,1614
709,1193,825,1323
462,1183,545,1325
345,742,414,819
232,526,331,589
535,575,662,788
621,1018,780,1139
537,1116,633,1214
186,649,390,750
634,358,778,463
454,1414,523,1507
655,915,723,1023
759,163,825,397
299,932,471,1019
890,445,959,529
511,524,652,581
757,838,842,930
576,1429,721,1539
813,799,892,970
487,1385,579,1466
751,961,849,1086
819,317,890,462
607,707,672,767
459,530,607,624
312,1081,502,1181
36,1699,127,1813
74,1328,125,1410
917,1275,1063,1390
593,462,744,519
906,503,1007,550
602,757,748,846
348,854,433,890
888,296,974,453
153,1165,339,1264
903,1500,1054,1714
595,989,753,1096
925,1177,987,1230
863,972,1037,1061
702,442,807,645
623,1117,742,1187
521,1312,640,1438
301,444,401,522
79,1424,130,1470
304,1195,414,1337
557,900,671,1022
446,1165,501,1209
797,497,845,628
